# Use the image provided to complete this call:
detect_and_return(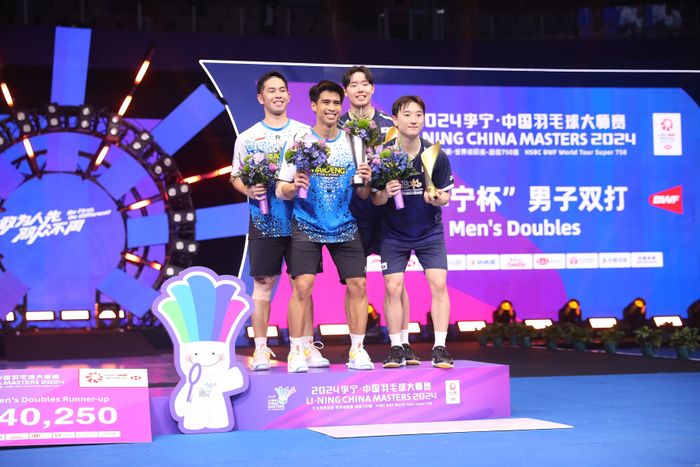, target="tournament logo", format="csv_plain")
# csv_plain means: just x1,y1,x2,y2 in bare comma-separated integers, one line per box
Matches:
84,372,103,384
267,386,297,411
648,186,682,214
652,113,682,156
